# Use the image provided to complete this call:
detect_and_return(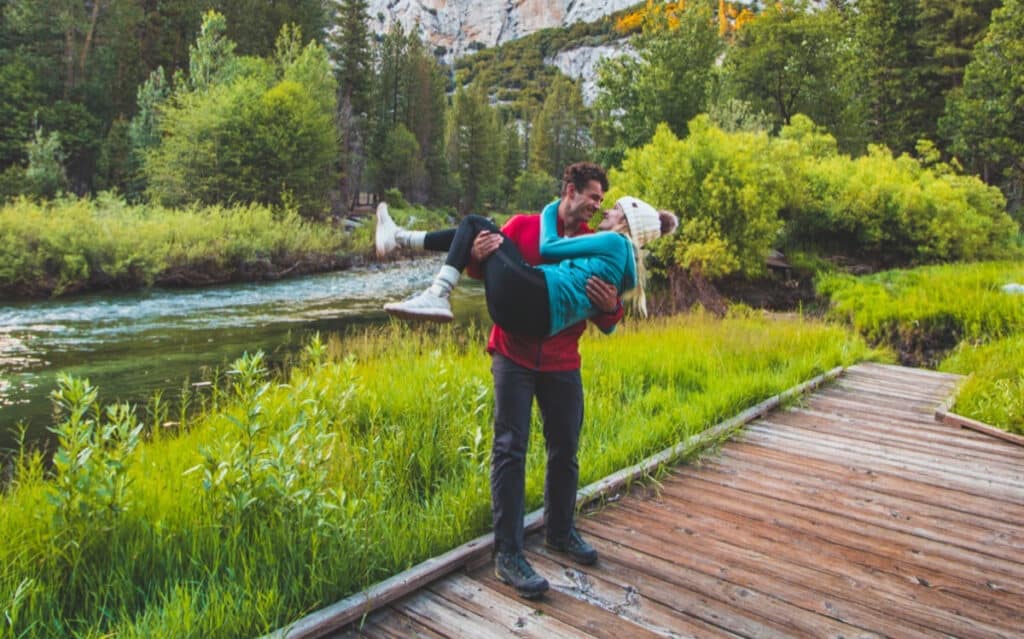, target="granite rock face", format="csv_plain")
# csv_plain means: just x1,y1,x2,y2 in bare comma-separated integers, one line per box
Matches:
365,0,637,60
